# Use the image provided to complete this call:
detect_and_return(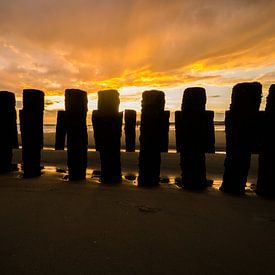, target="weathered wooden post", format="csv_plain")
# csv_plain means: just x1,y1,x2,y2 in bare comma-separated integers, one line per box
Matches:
220,82,262,194
55,110,67,151
65,89,88,180
138,90,169,186
160,111,170,153
92,90,123,183
20,89,44,178
124,109,136,152
0,91,18,173
256,84,275,196
175,87,215,189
